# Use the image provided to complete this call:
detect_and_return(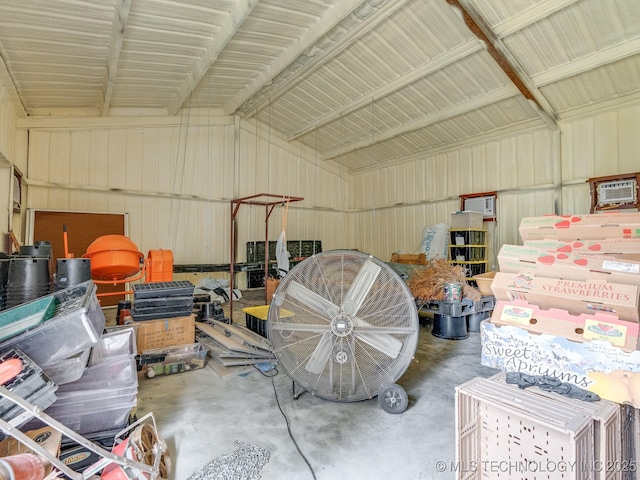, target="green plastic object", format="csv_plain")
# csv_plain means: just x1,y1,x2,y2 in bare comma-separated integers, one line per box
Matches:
0,296,58,342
